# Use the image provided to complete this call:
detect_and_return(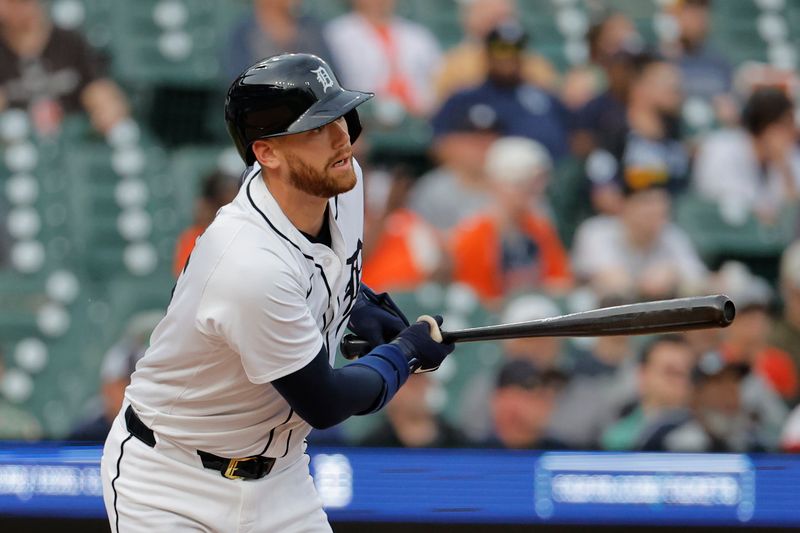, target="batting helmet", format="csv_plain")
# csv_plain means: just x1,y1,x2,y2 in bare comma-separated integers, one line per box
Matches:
224,53,374,165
